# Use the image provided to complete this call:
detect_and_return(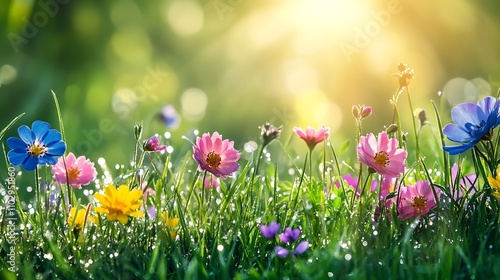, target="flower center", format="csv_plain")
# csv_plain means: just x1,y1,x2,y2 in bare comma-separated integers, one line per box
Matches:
206,151,222,168
27,141,48,157
412,195,427,212
374,151,390,167
67,165,81,182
